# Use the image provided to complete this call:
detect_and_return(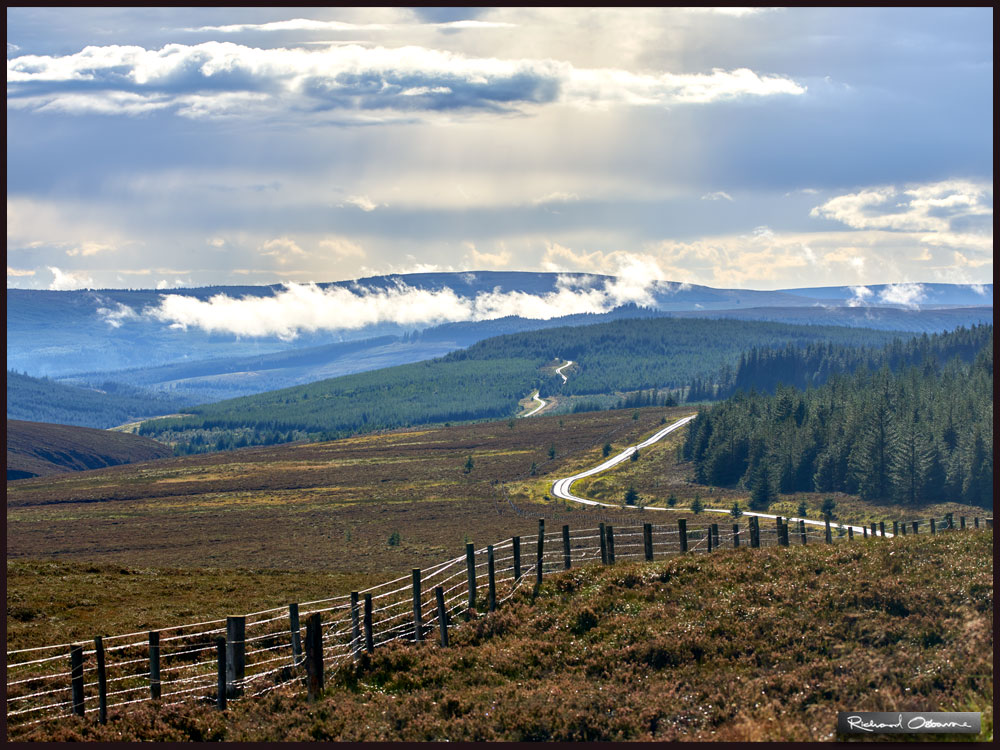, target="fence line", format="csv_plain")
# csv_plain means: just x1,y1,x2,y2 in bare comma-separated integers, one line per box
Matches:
5,512,990,729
